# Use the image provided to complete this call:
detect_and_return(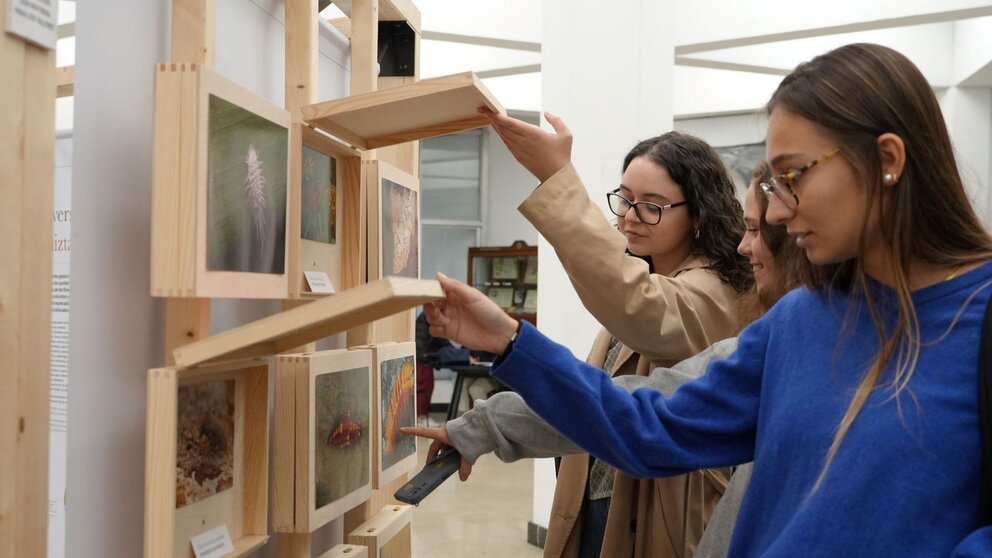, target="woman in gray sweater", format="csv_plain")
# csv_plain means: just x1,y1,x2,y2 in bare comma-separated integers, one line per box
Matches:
404,164,814,557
